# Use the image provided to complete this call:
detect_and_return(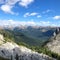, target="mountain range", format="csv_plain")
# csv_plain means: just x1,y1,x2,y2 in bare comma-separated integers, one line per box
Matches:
0,26,59,60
